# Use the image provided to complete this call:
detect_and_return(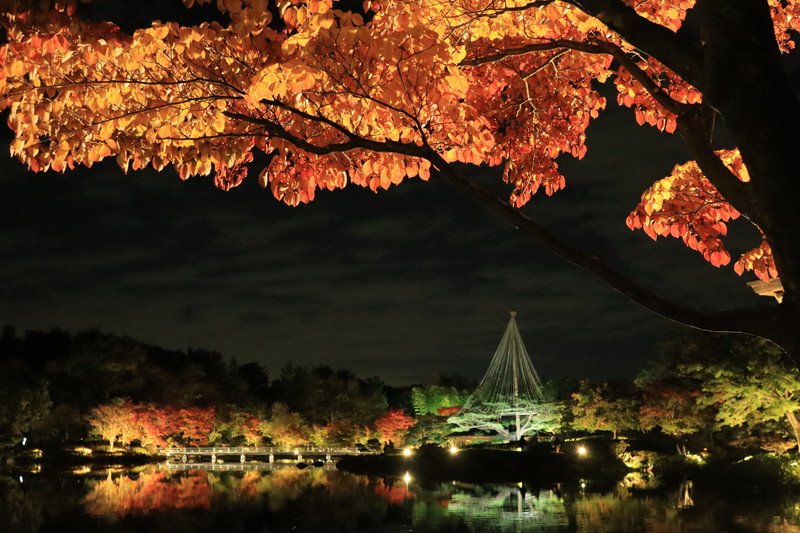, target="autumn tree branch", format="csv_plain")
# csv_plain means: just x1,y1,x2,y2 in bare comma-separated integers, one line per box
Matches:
226,104,773,339
464,37,756,222
676,110,758,222
568,0,704,87
428,157,775,337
